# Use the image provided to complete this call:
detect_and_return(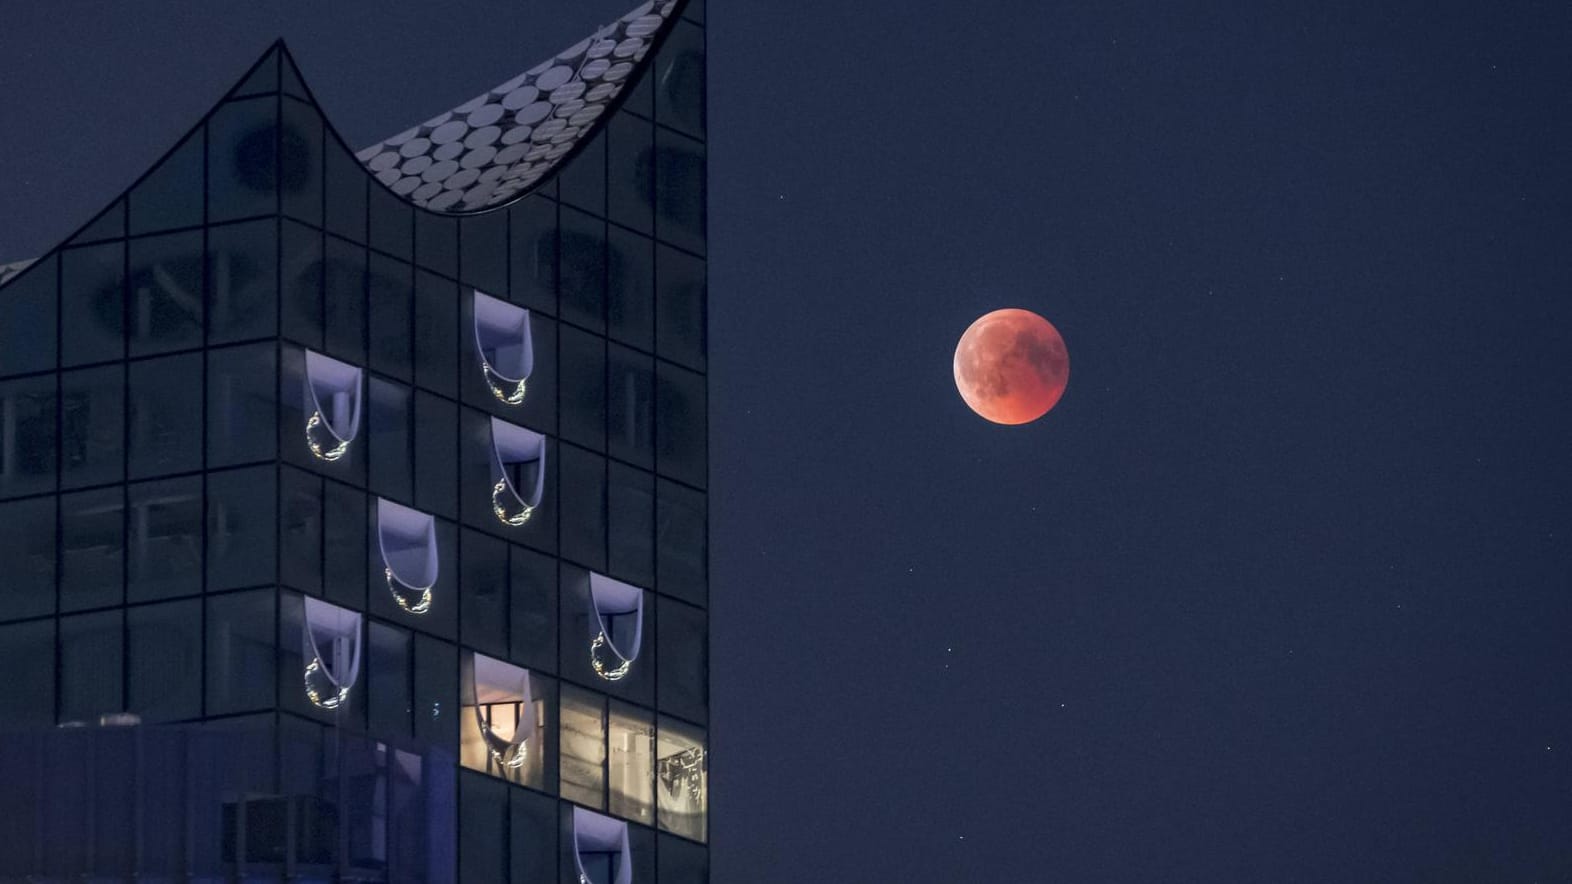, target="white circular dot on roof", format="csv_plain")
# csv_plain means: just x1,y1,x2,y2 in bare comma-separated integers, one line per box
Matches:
626,14,663,37
398,137,432,158
391,176,422,195
614,38,644,58
478,165,508,183
558,37,593,61
464,126,501,149
554,100,587,119
422,111,452,129
515,101,552,125
500,125,534,145
386,126,421,146
588,39,617,59
549,82,587,104
569,106,605,128
525,143,552,161
467,104,505,128
412,181,443,201
375,168,402,186
502,85,540,110
429,190,465,211
532,118,567,141
430,121,469,144
494,143,531,165
604,62,634,82
550,127,581,145
422,159,460,183
546,142,573,159
586,82,618,102
444,168,481,190
581,59,612,81
433,141,465,161
461,146,498,169
368,151,400,172
455,94,490,114
536,65,574,91
501,164,531,181
401,155,433,175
